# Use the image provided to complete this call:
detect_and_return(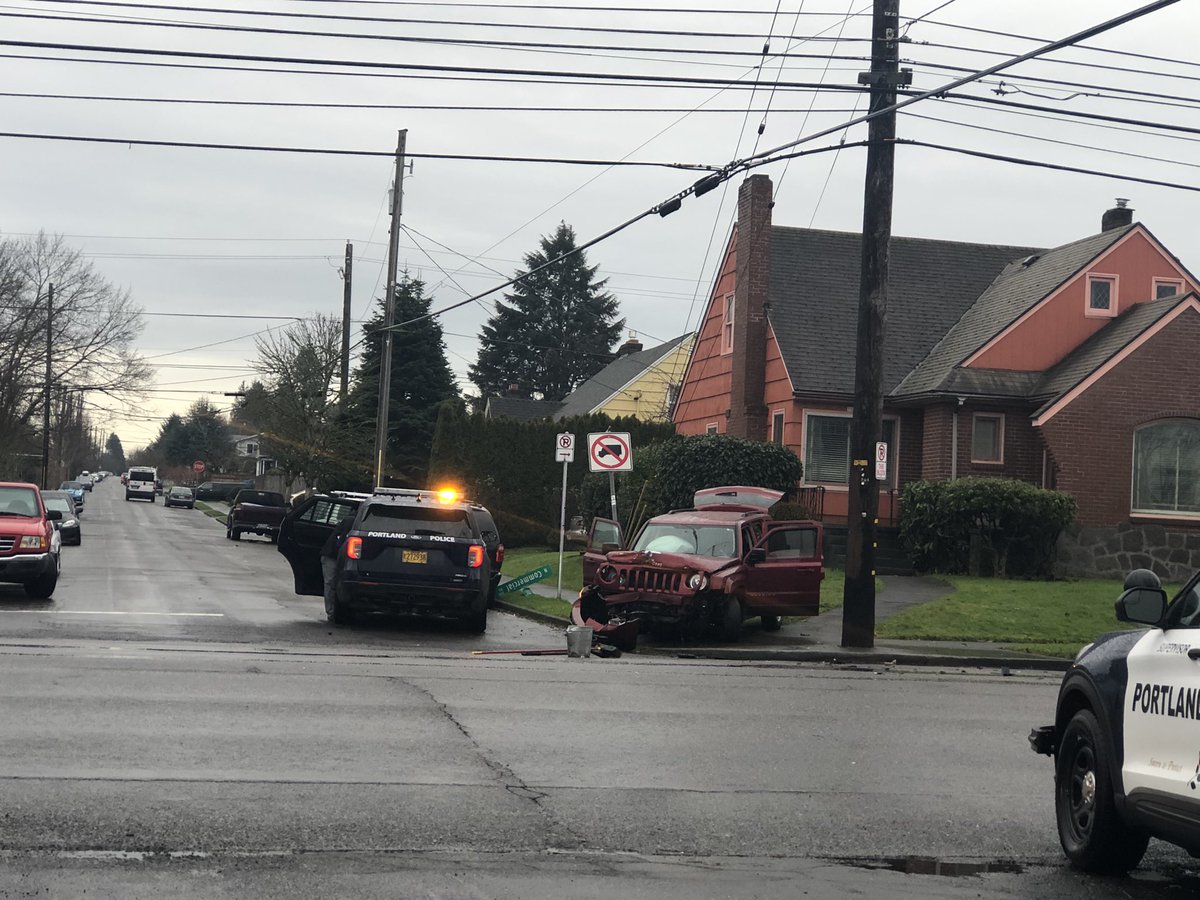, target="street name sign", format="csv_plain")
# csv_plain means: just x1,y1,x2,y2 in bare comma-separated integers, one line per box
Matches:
496,565,552,596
